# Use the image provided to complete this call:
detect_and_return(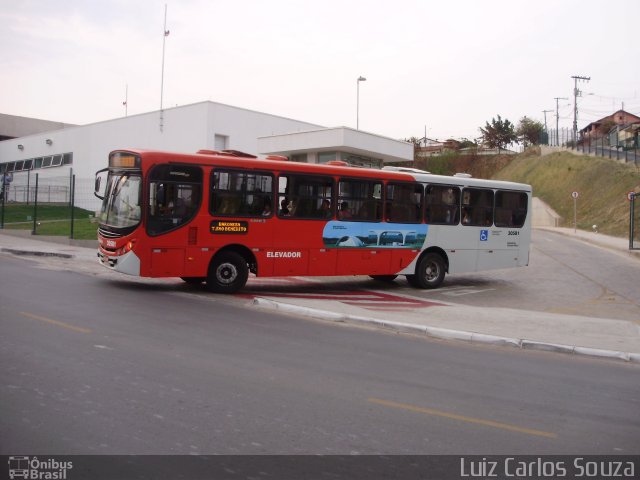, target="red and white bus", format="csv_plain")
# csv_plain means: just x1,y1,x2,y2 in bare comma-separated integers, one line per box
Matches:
95,149,531,293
